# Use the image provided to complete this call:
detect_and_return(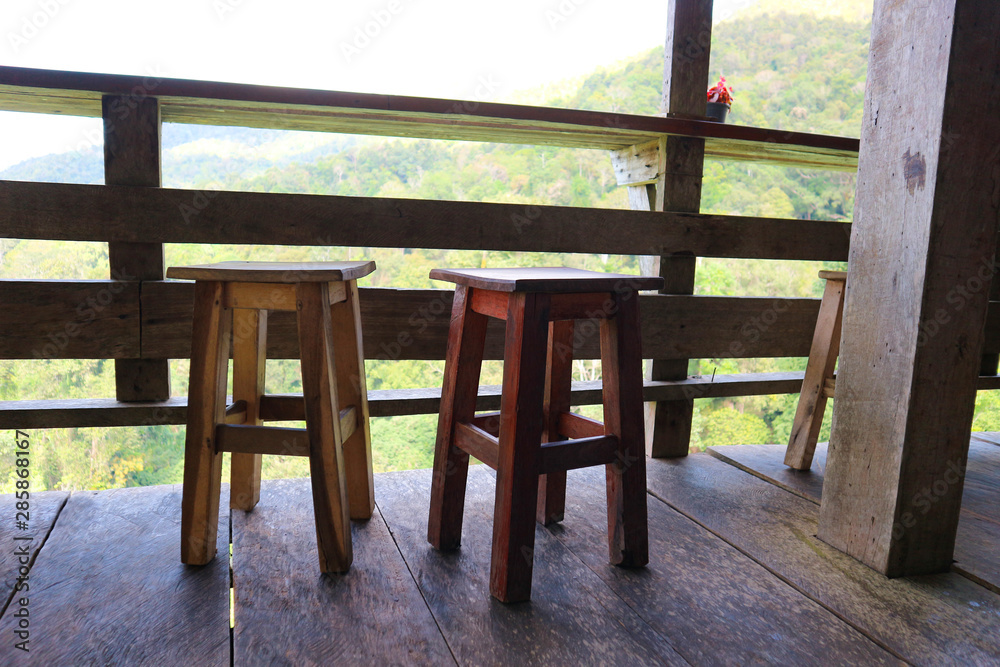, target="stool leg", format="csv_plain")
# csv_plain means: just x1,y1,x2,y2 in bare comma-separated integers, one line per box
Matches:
331,279,374,520
785,277,845,470
231,308,266,511
297,282,352,574
428,286,488,550
181,281,231,565
600,291,648,568
537,319,574,526
491,292,550,602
